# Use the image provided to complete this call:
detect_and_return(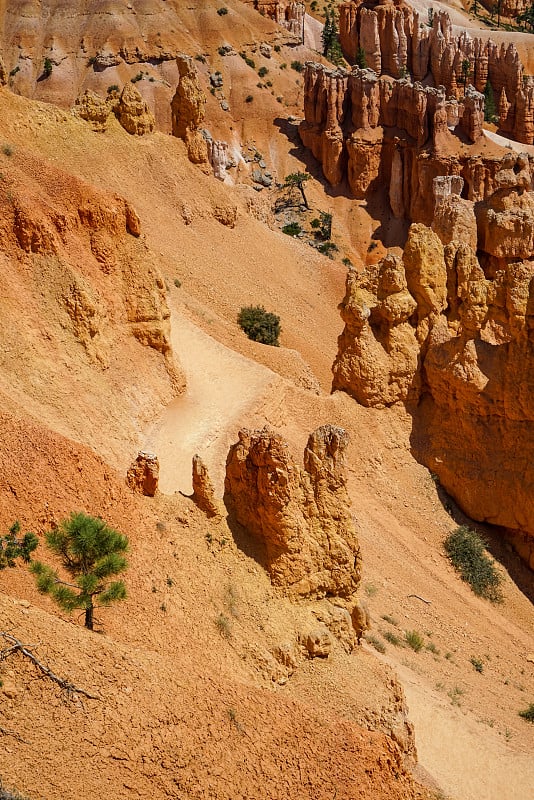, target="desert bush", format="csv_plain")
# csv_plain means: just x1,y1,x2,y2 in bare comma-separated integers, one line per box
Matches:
317,241,338,258
245,94,254,103
291,60,304,72
43,58,53,78
383,630,402,646
237,305,280,346
215,613,231,638
470,656,484,673
405,630,424,652
217,6,228,14
366,633,386,653
107,84,120,94
258,66,268,78
282,221,302,237
518,703,534,722
444,525,503,602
